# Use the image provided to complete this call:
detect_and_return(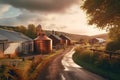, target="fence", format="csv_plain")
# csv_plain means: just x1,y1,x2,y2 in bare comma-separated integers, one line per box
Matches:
90,49,120,59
